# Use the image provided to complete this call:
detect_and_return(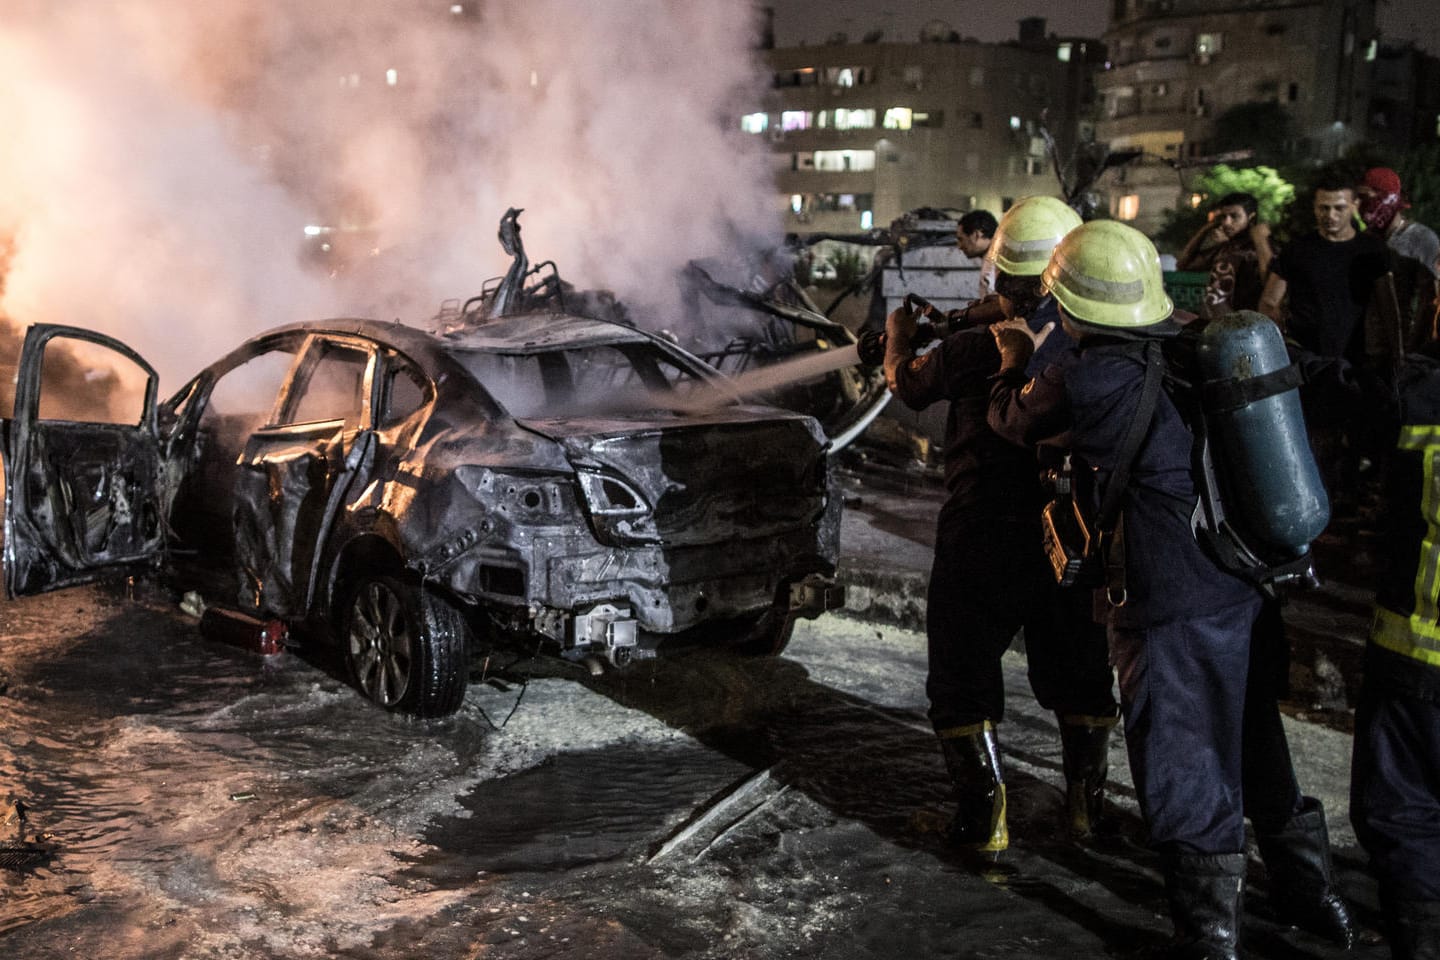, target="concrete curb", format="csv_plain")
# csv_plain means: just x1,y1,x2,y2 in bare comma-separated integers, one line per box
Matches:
835,556,928,632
